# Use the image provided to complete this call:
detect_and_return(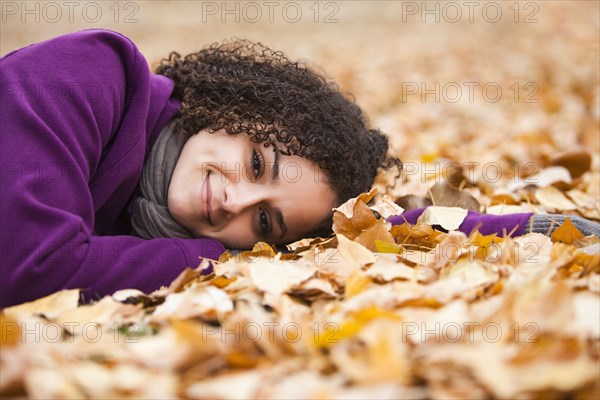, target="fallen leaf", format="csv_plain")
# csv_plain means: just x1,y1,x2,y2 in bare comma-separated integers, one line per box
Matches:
248,259,316,297
354,219,396,252
549,150,592,178
429,181,481,211
509,166,572,191
535,186,578,211
3,289,80,320
394,194,433,211
333,188,377,219
345,271,372,297
369,195,404,218
551,217,586,244
151,286,233,321
417,206,469,231
365,254,416,282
